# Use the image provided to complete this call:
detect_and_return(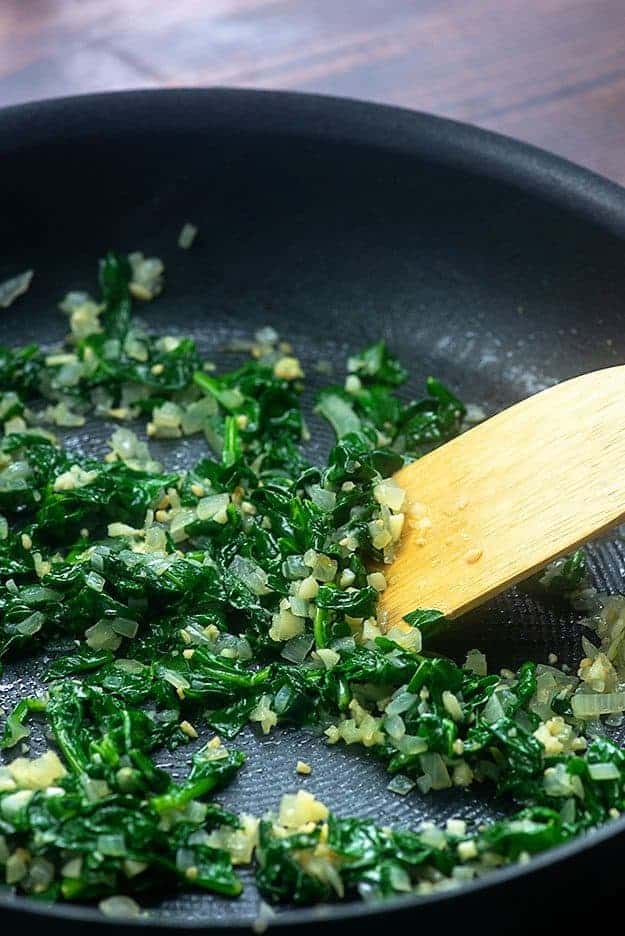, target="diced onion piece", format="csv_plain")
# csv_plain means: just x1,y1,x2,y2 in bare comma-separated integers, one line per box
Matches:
178,222,198,249
282,555,309,580
181,396,217,435
85,619,122,651
419,824,448,848
420,752,452,790
384,713,406,740
482,691,506,724
99,896,142,919
311,554,338,583
0,270,33,308
15,611,45,636
571,691,625,718
111,617,139,639
97,833,126,856
395,734,428,756
0,789,34,819
442,690,463,722
281,634,314,664
387,775,415,796
28,856,55,891
85,571,105,592
464,649,487,676
269,607,305,642
21,585,60,605
197,493,230,521
115,658,145,674
128,251,164,301
160,669,191,692
374,479,406,512
314,647,340,670
309,484,336,512
289,595,311,618
588,762,621,781
386,688,418,716
169,508,197,543
229,555,271,595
